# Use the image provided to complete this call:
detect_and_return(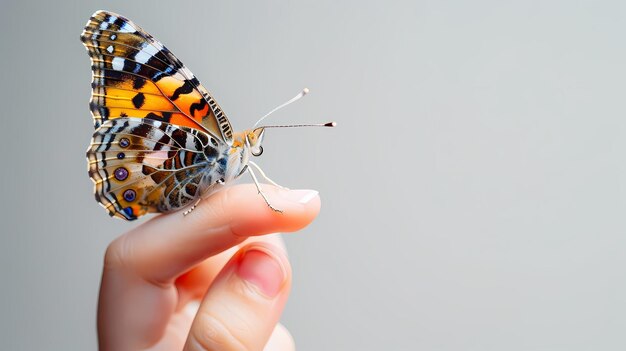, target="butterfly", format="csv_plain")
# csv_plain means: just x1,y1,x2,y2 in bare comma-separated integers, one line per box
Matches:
81,10,334,220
